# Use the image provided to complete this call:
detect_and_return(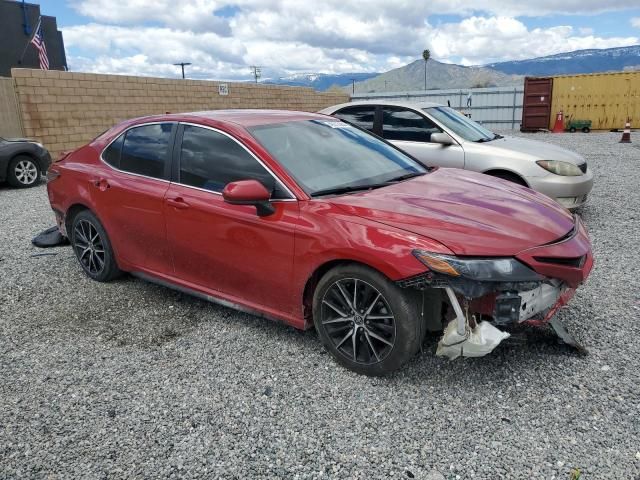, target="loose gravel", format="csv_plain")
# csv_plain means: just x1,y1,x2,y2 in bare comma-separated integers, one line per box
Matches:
1,131,639,479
